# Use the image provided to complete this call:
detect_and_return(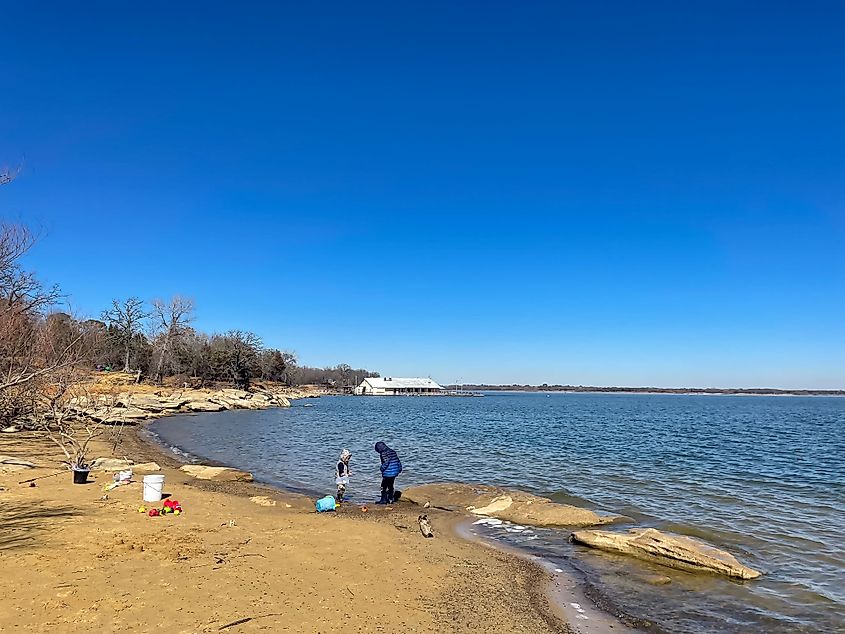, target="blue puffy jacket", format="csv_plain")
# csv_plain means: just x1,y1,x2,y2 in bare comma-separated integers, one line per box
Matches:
375,441,402,477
